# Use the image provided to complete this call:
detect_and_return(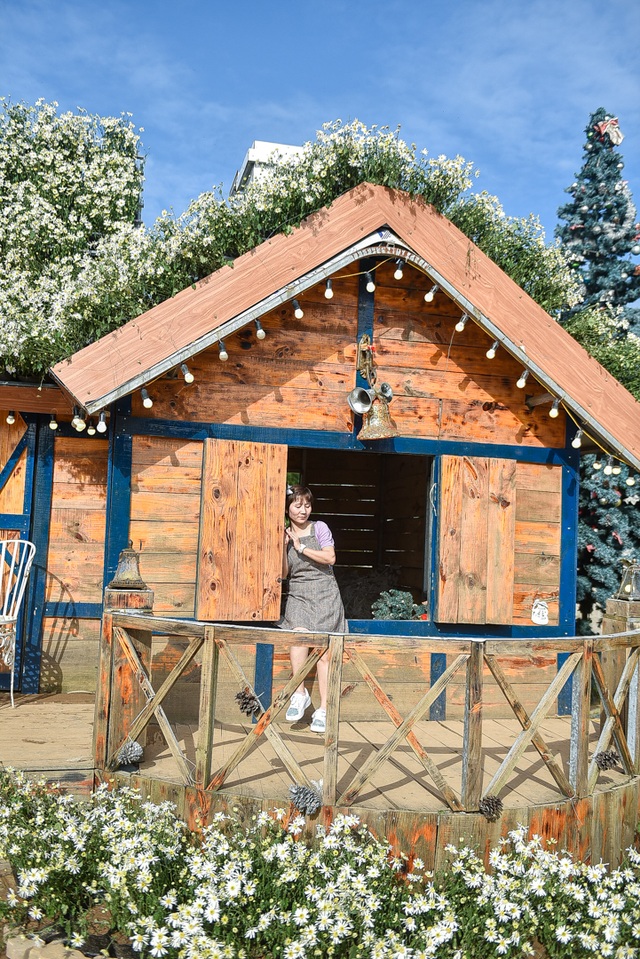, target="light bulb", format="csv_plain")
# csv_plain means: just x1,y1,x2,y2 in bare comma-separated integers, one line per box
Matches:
141,388,153,408
604,456,613,475
75,415,86,432
549,399,561,418
87,420,96,436
626,476,636,487
180,363,195,384
324,279,334,299
218,340,229,361
455,314,469,333
516,371,529,389
424,284,439,303
593,458,602,470
292,299,304,319
394,258,404,280
571,429,583,449
612,462,621,475
96,412,108,433
49,414,58,431
486,340,499,360
365,272,375,293
5,411,15,425
255,320,266,340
